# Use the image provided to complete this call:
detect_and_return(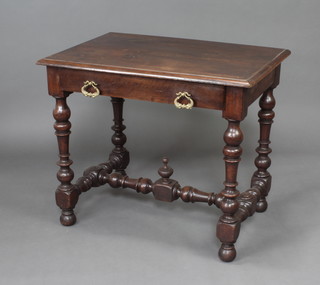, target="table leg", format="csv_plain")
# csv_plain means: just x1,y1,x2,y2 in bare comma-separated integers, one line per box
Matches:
251,89,275,212
109,97,129,174
53,92,78,226
216,120,243,262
